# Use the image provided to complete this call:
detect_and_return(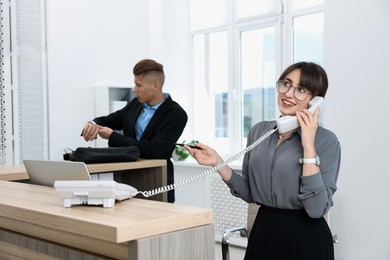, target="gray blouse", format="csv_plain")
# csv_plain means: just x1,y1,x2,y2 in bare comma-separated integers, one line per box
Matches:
226,120,341,218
